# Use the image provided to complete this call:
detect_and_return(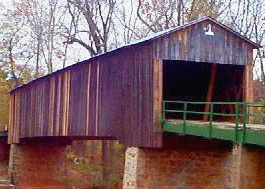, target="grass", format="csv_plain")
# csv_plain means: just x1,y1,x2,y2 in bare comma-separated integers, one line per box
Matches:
72,162,103,174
